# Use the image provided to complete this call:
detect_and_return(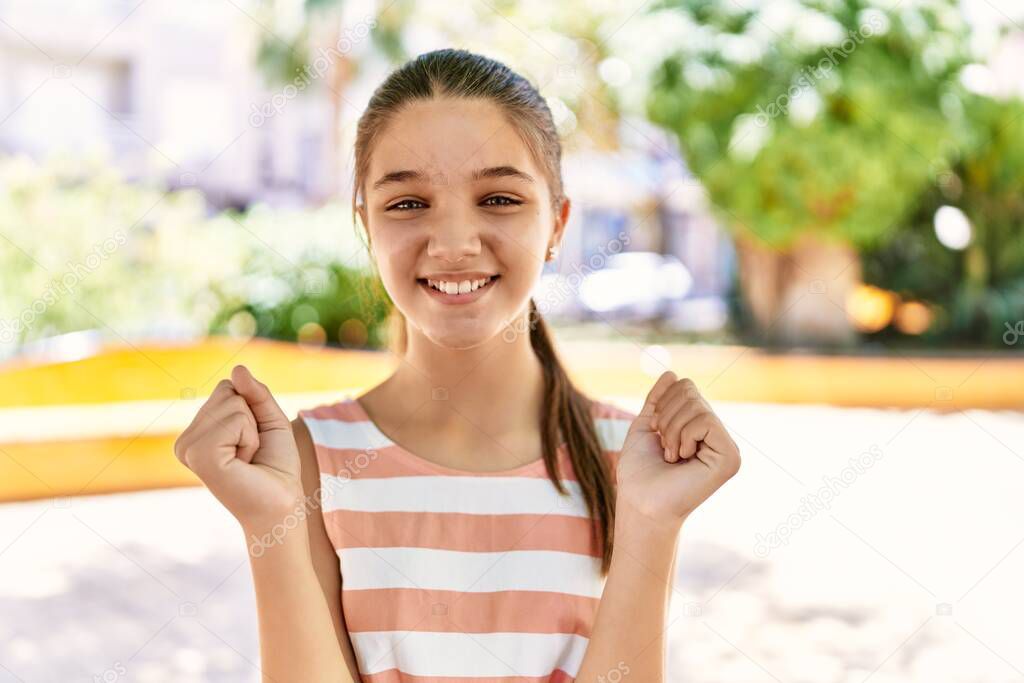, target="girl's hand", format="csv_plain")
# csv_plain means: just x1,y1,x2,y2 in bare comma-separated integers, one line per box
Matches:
616,371,741,523
174,365,303,530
